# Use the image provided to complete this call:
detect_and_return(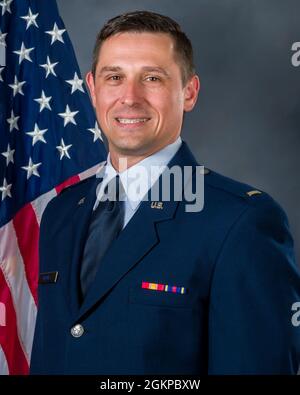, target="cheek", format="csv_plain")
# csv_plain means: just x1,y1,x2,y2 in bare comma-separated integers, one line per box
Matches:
94,85,117,106
157,93,184,119
95,94,113,118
